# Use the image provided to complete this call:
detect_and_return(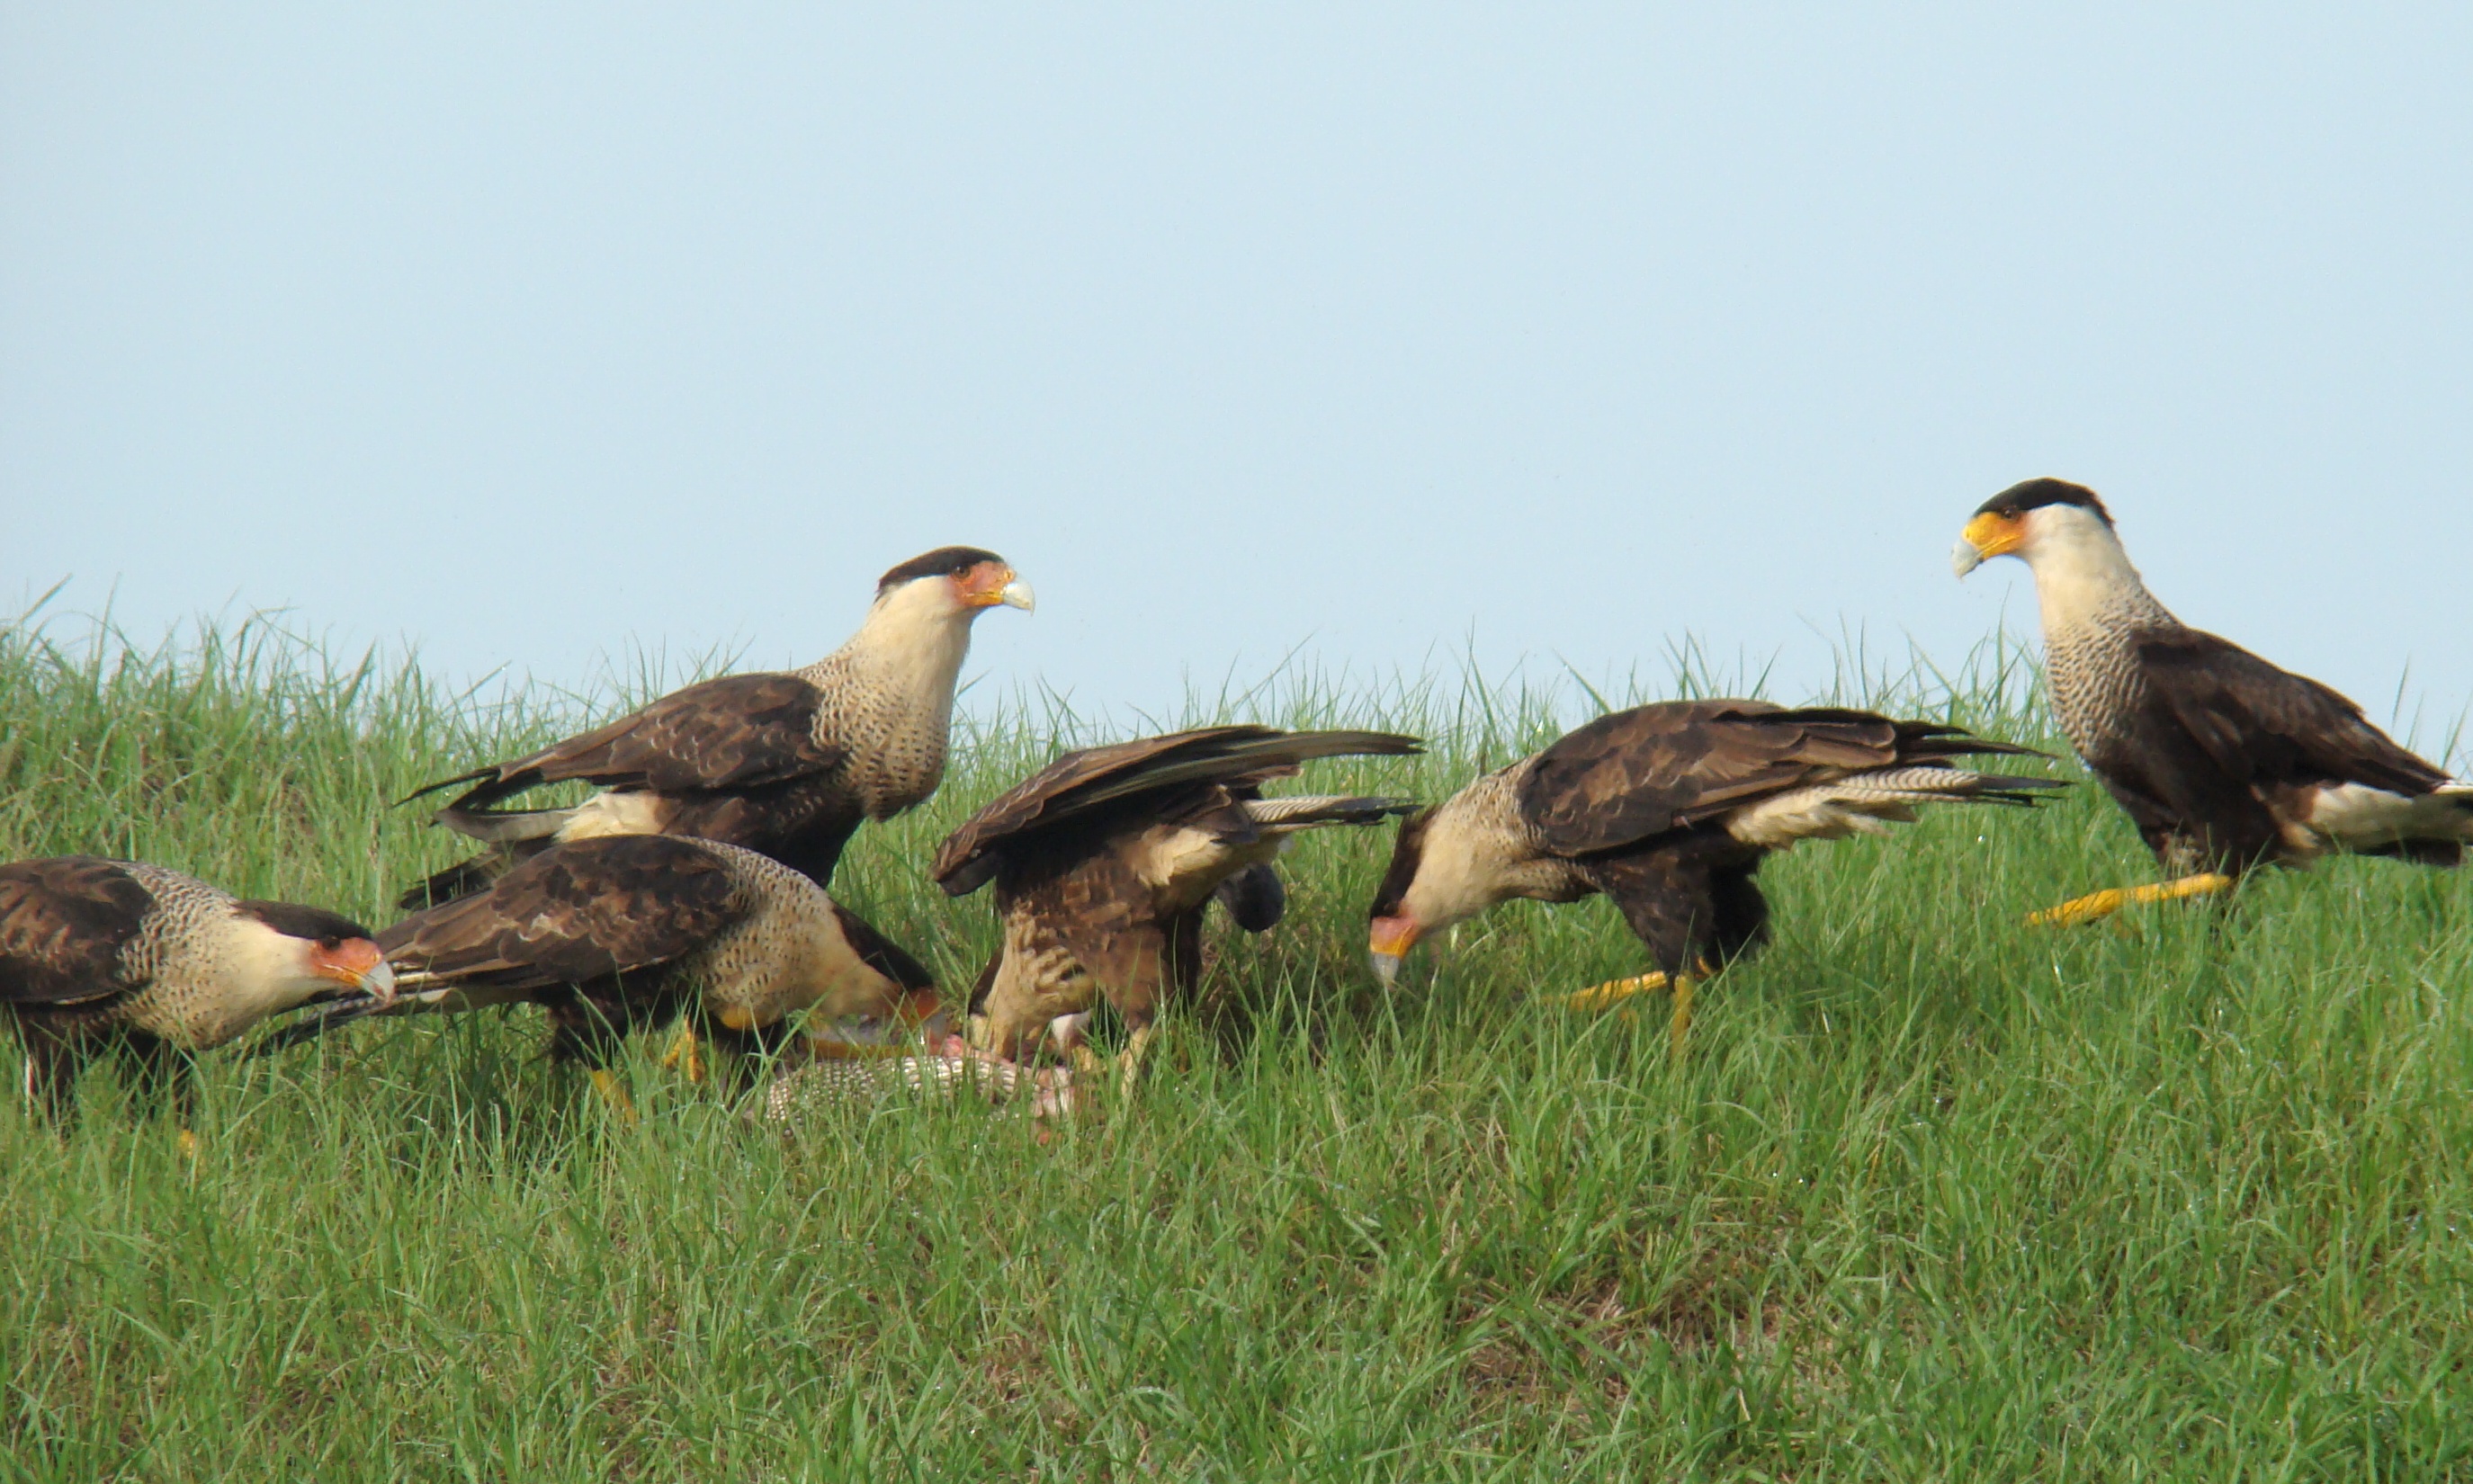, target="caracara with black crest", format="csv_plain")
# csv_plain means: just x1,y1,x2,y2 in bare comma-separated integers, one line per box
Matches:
264,835,944,1117
932,726,1420,1092
1,857,394,1138
1366,702,2059,1046
402,546,1033,908
1955,478,2473,923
